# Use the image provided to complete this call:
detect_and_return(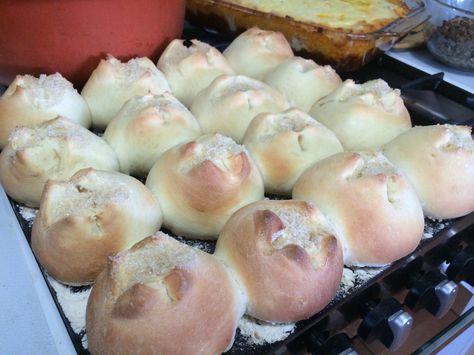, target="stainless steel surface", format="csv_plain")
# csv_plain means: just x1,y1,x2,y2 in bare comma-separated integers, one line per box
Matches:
434,280,459,318
387,310,414,351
